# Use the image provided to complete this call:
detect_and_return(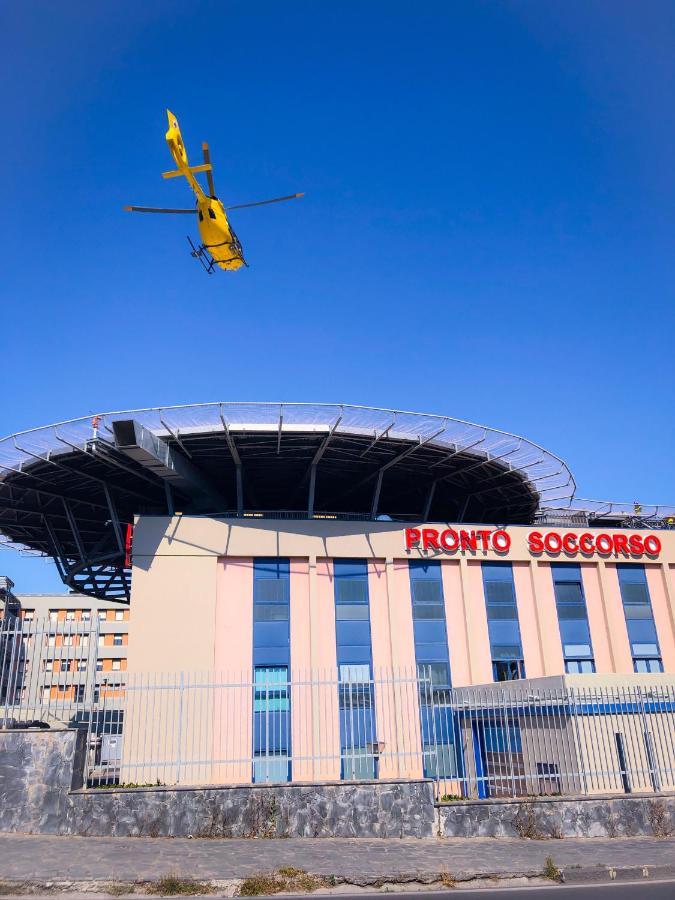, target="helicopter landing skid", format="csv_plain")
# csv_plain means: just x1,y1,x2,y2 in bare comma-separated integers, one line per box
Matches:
187,236,216,275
